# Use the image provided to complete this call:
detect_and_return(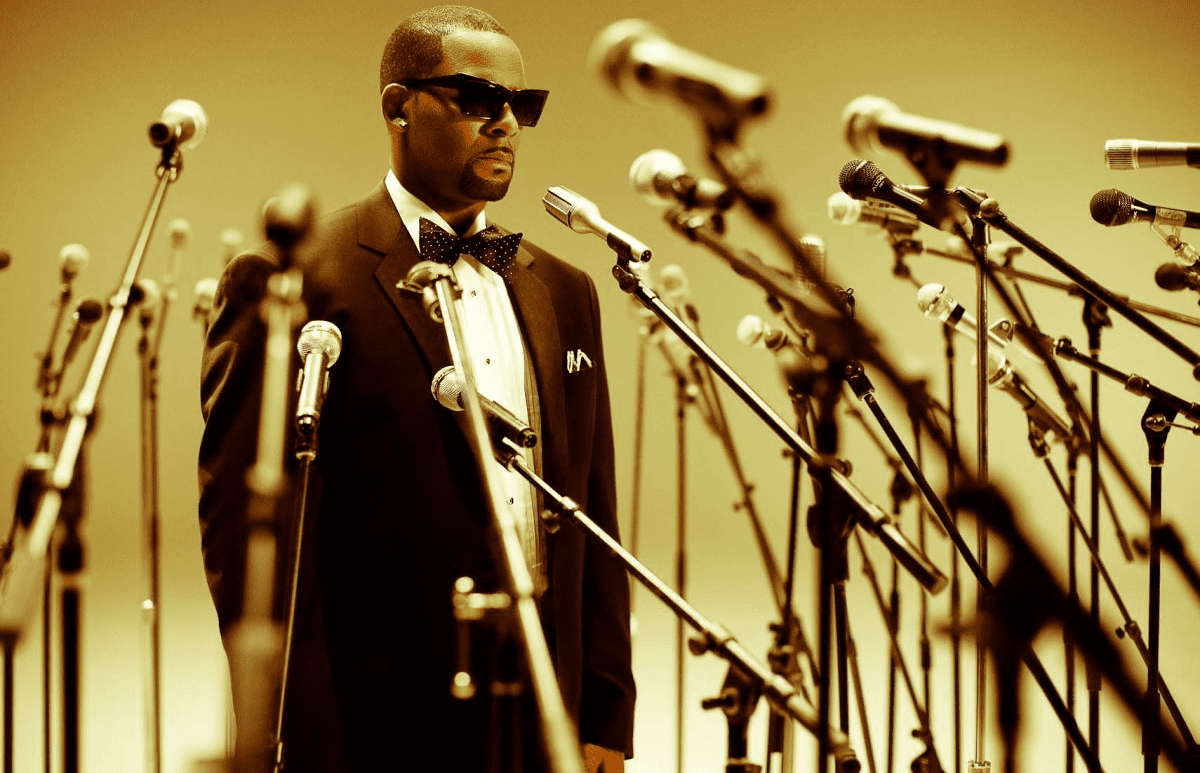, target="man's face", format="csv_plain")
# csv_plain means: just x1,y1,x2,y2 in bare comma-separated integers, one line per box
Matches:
400,30,527,211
